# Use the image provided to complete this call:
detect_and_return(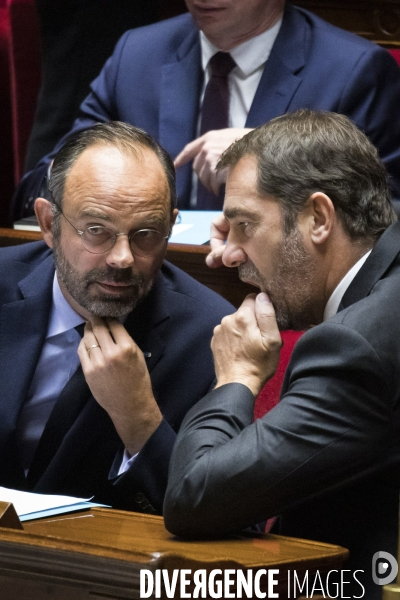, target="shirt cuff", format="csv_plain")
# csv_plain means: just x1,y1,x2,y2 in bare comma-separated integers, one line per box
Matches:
117,448,139,475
